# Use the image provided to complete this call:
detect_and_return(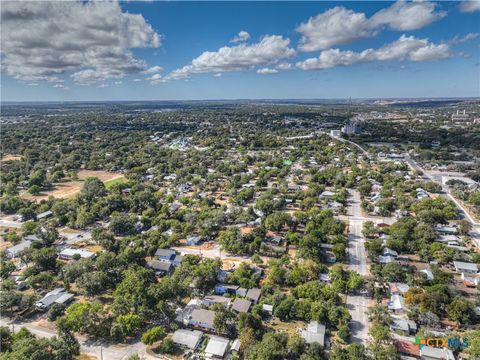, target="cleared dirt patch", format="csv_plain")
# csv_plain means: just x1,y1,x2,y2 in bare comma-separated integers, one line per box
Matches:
23,170,123,202
1,154,23,162
77,354,98,360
